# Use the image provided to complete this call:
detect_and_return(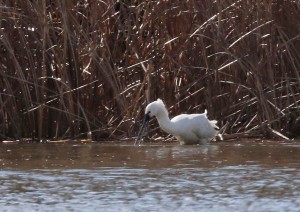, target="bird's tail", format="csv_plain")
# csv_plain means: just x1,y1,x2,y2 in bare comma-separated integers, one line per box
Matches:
209,120,219,130
204,109,219,130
